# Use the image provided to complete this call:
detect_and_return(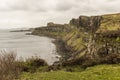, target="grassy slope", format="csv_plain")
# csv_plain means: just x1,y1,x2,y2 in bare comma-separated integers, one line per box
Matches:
21,64,120,80
97,13,120,32
63,28,88,58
